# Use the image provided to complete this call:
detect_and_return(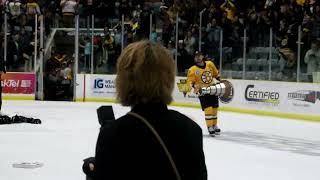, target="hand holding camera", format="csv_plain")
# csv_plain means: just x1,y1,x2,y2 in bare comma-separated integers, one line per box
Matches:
82,106,115,179
82,157,95,180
